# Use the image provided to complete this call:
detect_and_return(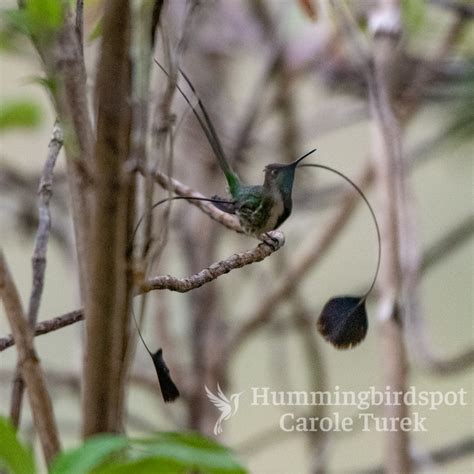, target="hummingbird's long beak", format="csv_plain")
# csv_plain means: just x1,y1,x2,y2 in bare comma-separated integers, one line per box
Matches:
289,148,317,167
